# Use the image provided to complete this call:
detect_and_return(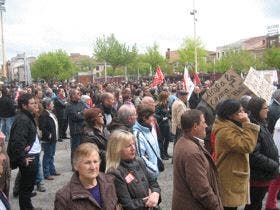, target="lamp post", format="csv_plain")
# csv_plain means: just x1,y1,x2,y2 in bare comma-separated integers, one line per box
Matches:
0,0,6,78
190,0,198,73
